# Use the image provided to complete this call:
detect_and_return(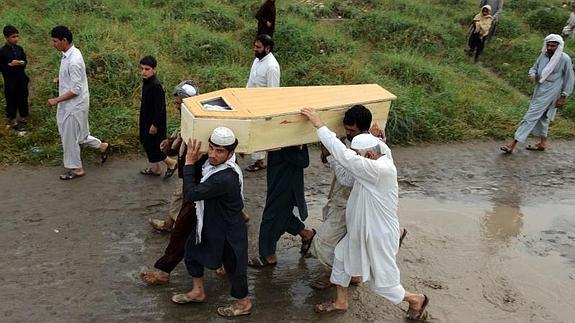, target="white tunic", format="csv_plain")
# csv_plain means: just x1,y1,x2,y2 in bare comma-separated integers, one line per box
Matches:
56,45,100,169
246,52,280,88
317,126,401,288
